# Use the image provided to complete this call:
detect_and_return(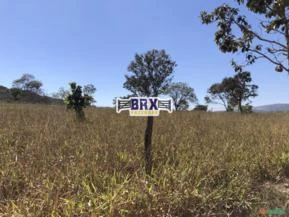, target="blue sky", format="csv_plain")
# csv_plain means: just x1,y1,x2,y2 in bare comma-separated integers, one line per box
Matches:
1,0,289,110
